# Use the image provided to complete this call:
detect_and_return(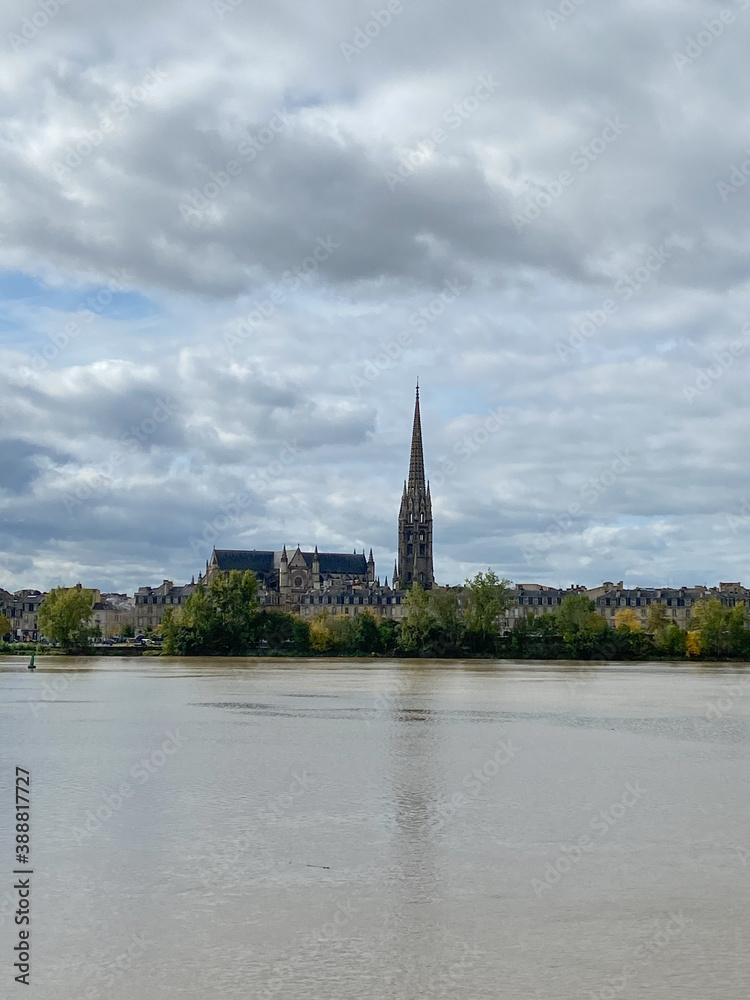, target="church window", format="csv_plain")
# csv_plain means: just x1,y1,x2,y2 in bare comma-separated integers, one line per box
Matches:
419,532,425,542
294,576,303,587
407,532,412,541
419,545,425,555
420,512,424,522
407,544,413,555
